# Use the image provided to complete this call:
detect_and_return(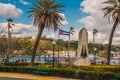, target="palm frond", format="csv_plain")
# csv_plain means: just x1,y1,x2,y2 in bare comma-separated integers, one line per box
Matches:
7,18,13,22
101,0,120,22
93,28,98,34
103,0,117,5
29,0,64,31
118,0,120,3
